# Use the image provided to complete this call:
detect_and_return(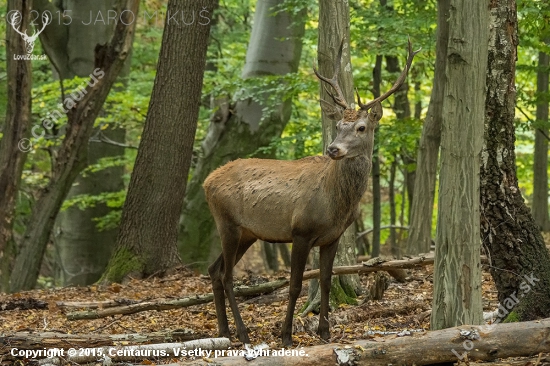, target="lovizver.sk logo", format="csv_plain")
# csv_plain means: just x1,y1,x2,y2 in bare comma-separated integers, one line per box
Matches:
7,10,49,60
